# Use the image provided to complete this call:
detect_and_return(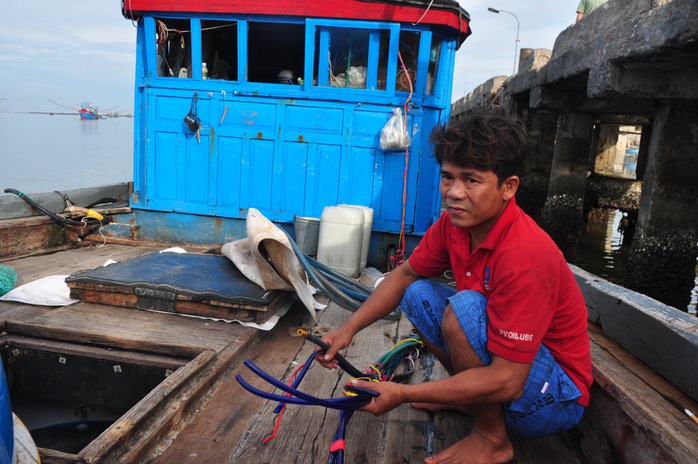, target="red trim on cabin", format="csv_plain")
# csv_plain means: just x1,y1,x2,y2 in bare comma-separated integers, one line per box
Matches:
122,0,470,39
